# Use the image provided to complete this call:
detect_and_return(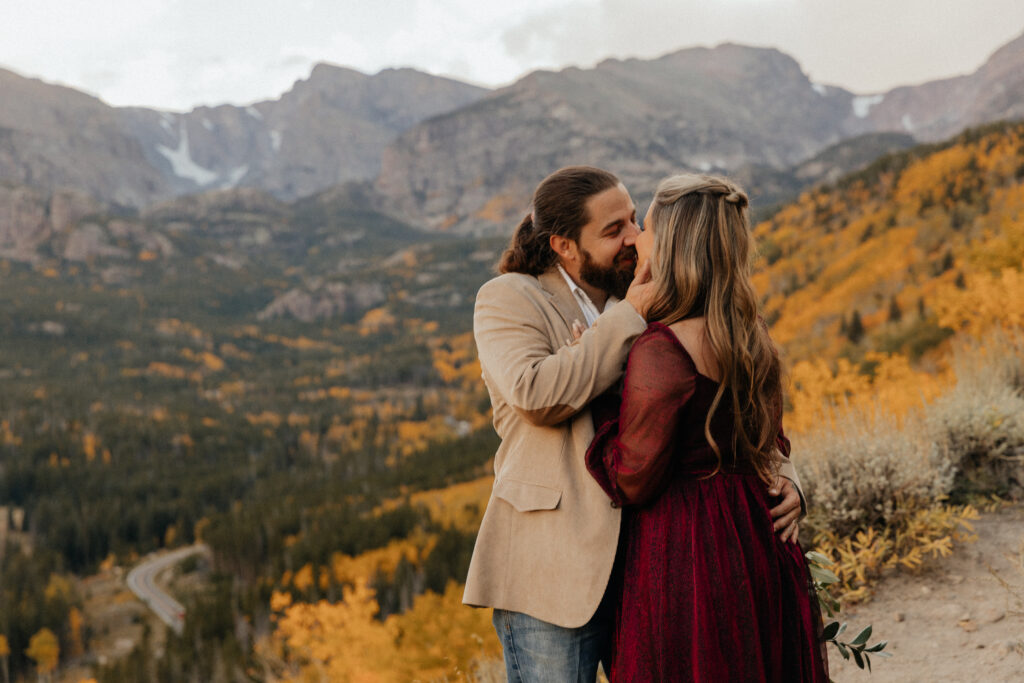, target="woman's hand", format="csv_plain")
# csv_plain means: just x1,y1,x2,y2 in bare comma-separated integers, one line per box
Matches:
567,319,586,344
769,477,801,543
625,260,656,319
